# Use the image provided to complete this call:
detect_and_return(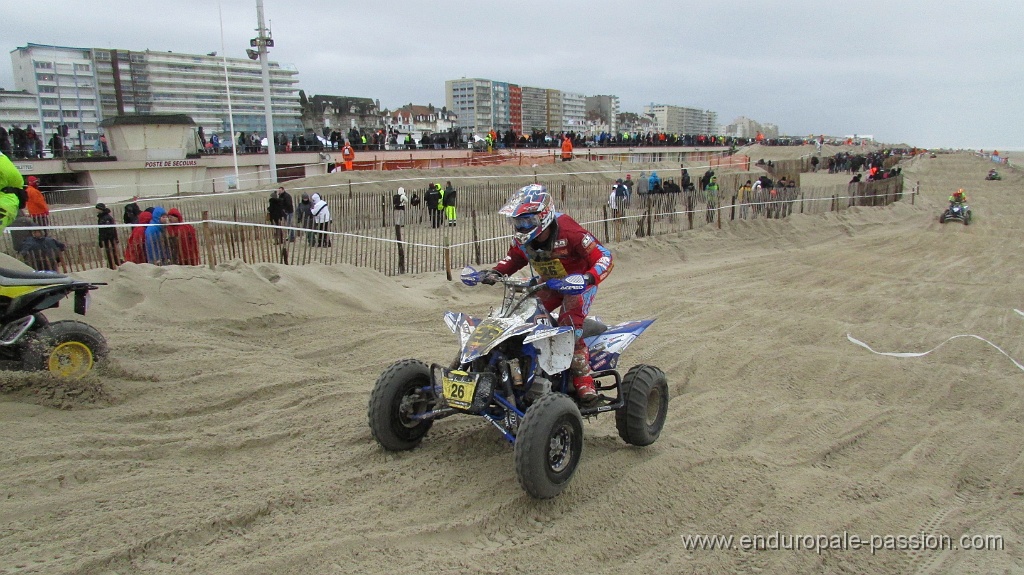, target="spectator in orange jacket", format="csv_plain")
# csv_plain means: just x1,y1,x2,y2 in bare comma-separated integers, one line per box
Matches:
24,175,49,228
341,140,355,171
124,210,152,264
561,136,573,161
166,208,201,265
